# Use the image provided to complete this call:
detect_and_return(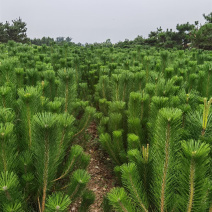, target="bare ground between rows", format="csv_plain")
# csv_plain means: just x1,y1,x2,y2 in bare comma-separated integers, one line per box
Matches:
70,122,116,212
